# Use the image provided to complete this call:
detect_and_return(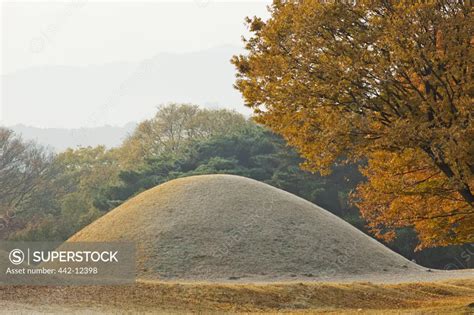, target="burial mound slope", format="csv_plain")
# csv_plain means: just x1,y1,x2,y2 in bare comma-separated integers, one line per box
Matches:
68,174,424,281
